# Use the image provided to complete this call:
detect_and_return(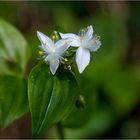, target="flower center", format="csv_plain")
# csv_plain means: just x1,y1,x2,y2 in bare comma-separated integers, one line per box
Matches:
51,47,55,53
93,40,96,44
80,36,84,41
